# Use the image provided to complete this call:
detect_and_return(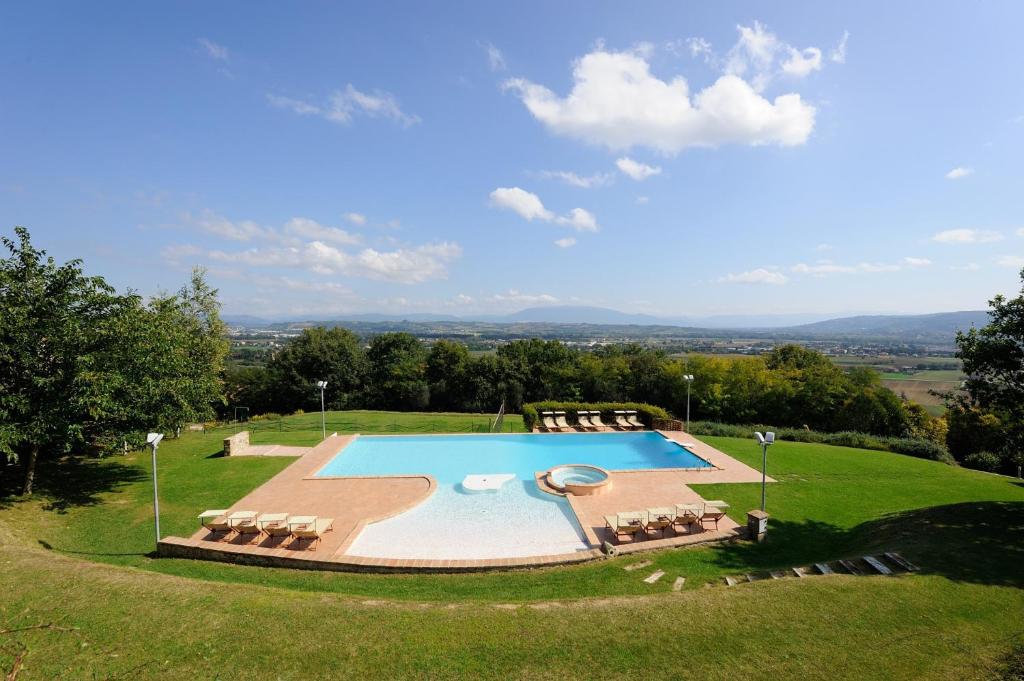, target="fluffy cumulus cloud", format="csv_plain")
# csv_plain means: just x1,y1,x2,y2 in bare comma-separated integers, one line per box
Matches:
724,21,824,90
343,212,367,226
489,187,599,232
718,268,788,285
945,166,974,180
932,229,1003,243
537,170,613,188
504,43,816,154
616,157,662,181
171,211,459,284
267,84,420,127
554,237,577,248
789,257,930,276
903,257,932,267
996,255,1024,268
